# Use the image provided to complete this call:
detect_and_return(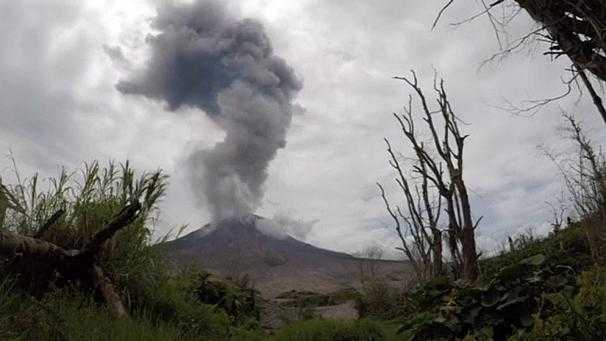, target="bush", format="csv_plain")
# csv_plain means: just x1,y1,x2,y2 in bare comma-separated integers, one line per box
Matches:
0,270,237,340
194,271,261,325
525,265,606,340
0,160,248,340
122,269,234,339
396,226,606,340
356,277,409,319
0,160,169,296
0,286,182,341
479,226,591,280
272,319,385,341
